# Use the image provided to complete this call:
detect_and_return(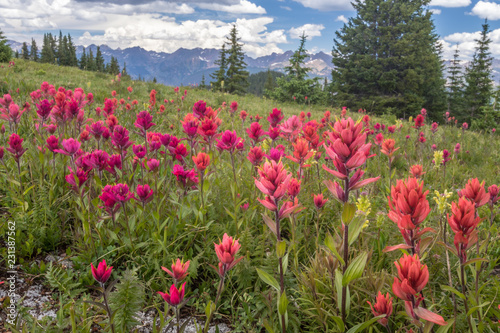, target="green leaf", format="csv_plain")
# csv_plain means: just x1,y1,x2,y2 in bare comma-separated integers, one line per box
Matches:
345,315,386,333
263,319,275,333
331,316,345,332
282,253,289,275
435,318,455,333
324,233,345,266
467,301,490,317
278,292,288,315
262,214,277,236
276,240,286,258
342,202,356,225
348,217,364,246
256,268,279,292
342,252,368,286
335,269,343,310
440,285,465,300
205,301,214,318
462,258,488,267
